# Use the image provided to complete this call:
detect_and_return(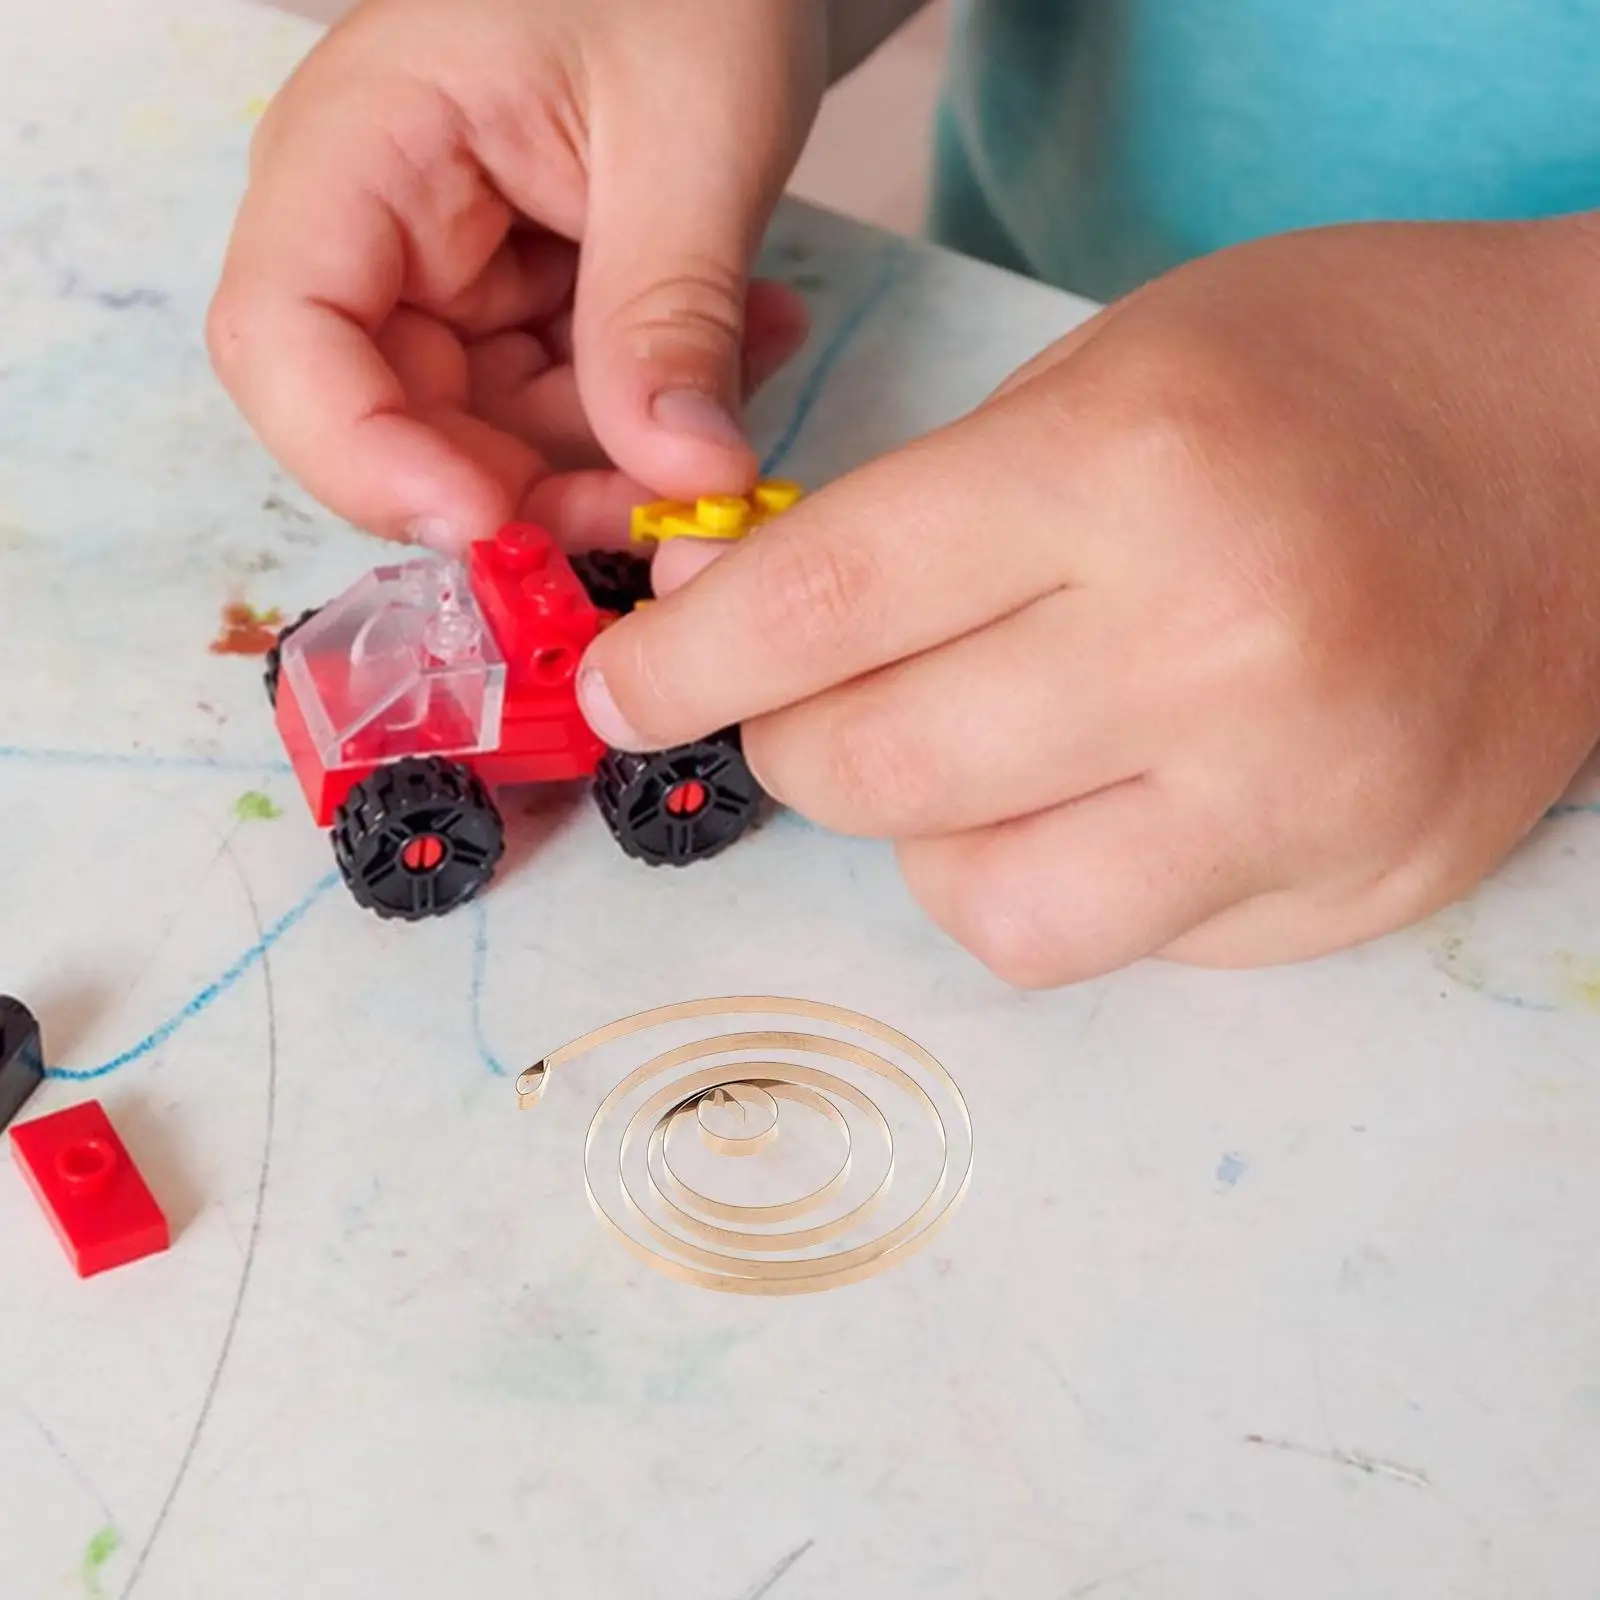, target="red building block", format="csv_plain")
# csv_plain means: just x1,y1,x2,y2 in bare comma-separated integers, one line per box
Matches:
9,1101,170,1277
